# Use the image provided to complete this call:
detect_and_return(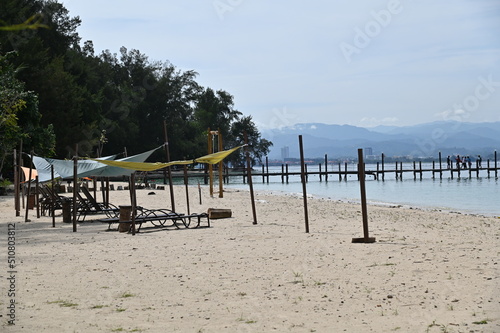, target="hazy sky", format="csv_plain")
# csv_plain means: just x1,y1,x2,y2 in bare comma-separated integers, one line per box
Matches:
62,0,500,129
